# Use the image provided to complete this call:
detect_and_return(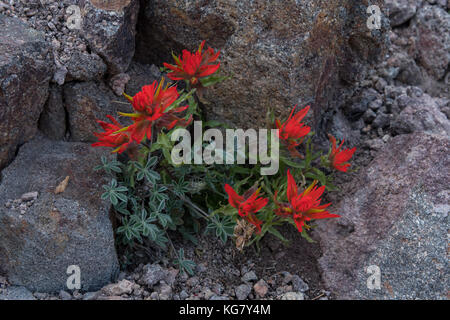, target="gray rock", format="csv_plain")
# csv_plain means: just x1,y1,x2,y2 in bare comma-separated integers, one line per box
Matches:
345,89,381,121
412,5,450,81
64,81,132,142
345,103,369,120
179,290,189,300
0,14,53,170
83,291,101,300
82,0,140,74
59,290,72,300
32,292,47,300
0,135,119,292
279,292,305,300
102,280,134,296
39,85,66,140
317,133,449,299
53,62,68,86
136,0,387,129
203,288,215,300
20,191,38,202
124,62,162,97
158,284,173,300
365,138,385,151
352,118,365,132
241,271,258,283
139,264,168,288
368,99,382,111
392,93,450,136
0,286,36,300
396,93,412,110
66,51,107,82
372,112,390,129
109,73,131,96
210,295,230,300
323,110,361,147
385,0,419,27
291,275,309,293
395,56,423,86
363,109,377,124
235,284,252,300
